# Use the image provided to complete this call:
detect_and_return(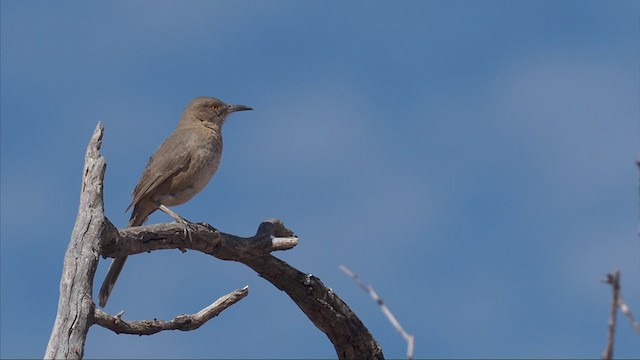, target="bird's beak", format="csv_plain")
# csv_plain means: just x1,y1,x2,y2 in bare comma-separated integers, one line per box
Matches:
229,104,253,113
